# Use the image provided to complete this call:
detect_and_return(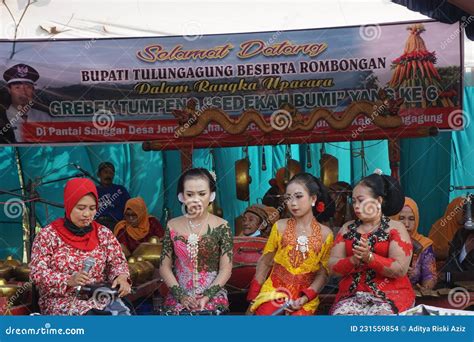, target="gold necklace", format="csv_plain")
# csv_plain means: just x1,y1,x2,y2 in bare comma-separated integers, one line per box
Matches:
187,213,209,295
